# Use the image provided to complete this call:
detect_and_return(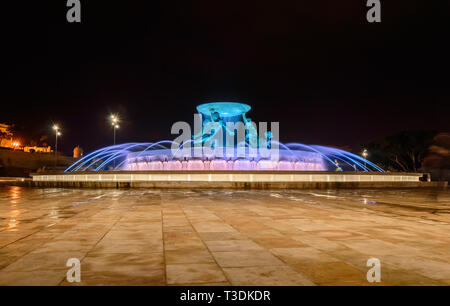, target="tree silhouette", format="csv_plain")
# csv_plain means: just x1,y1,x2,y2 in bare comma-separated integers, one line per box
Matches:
365,131,436,172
